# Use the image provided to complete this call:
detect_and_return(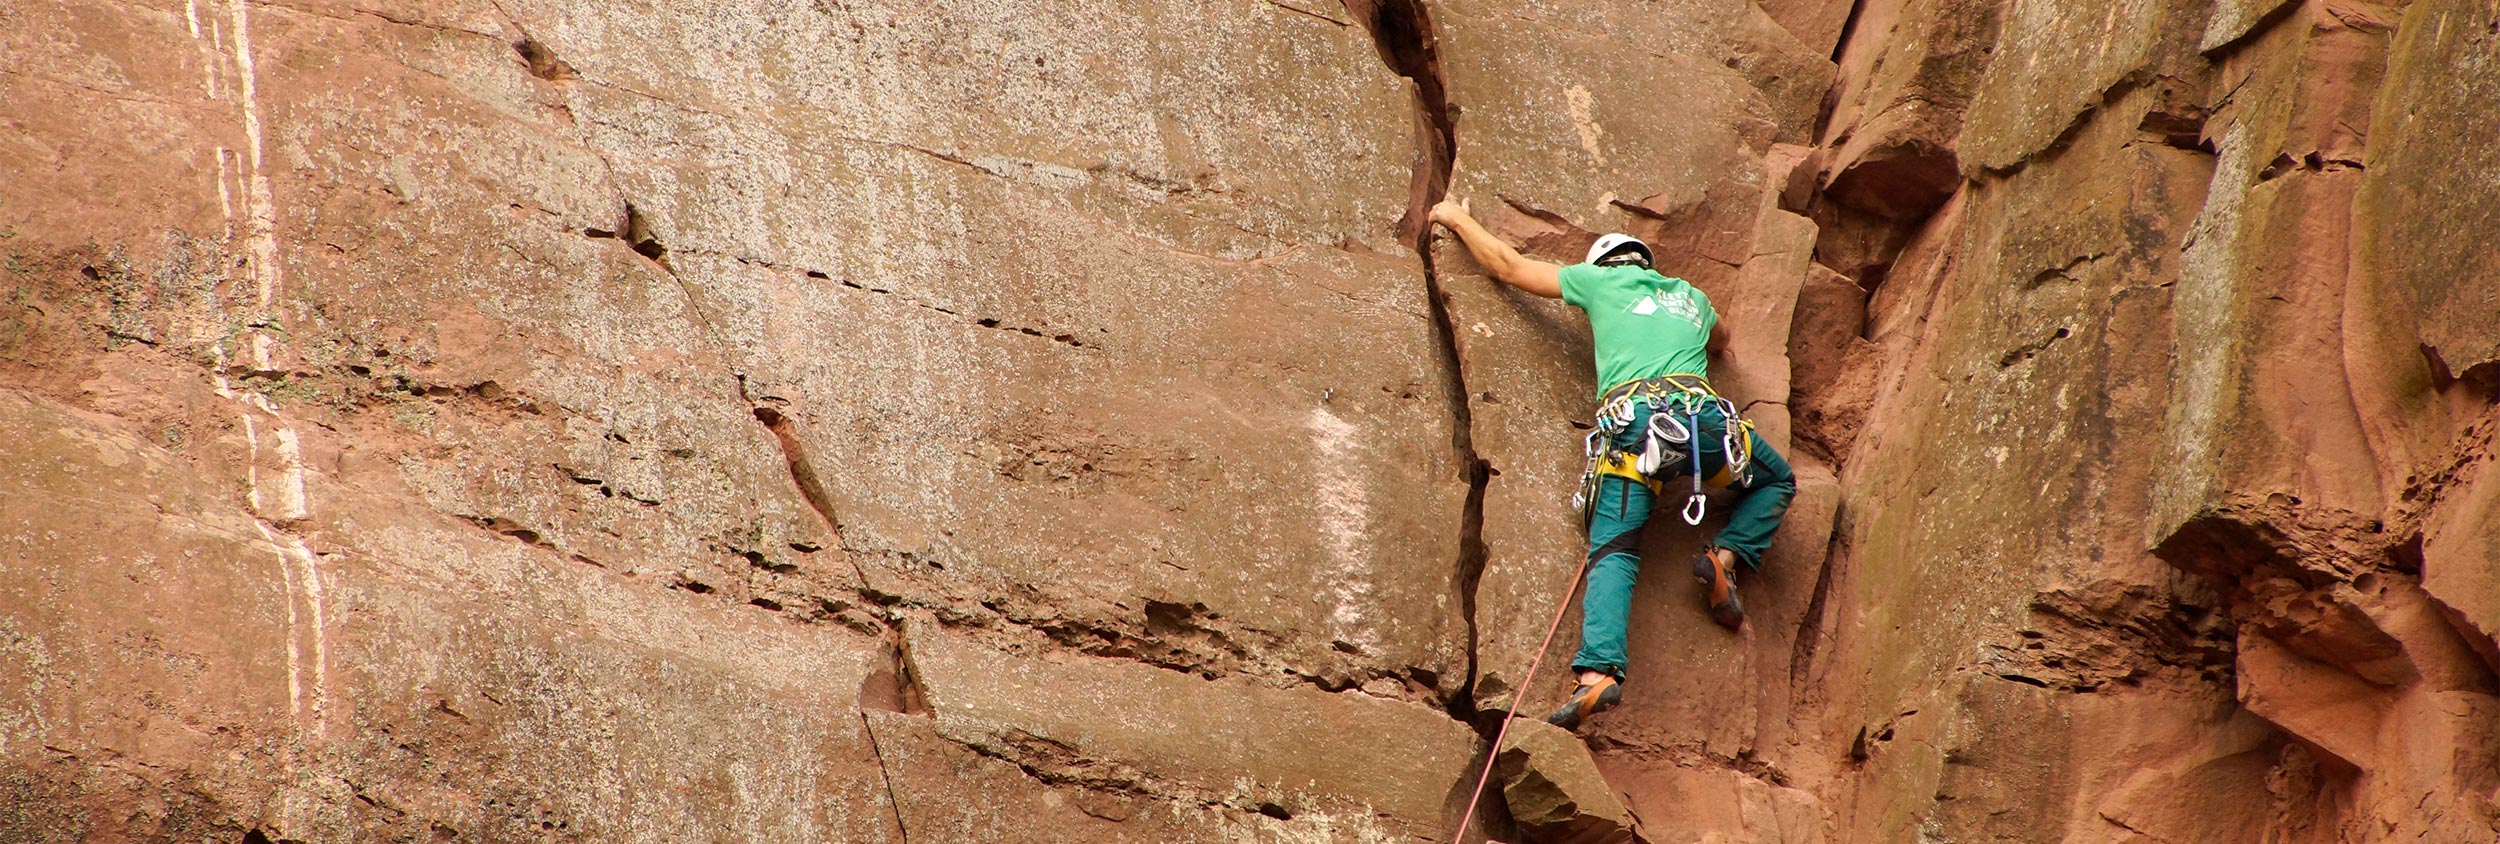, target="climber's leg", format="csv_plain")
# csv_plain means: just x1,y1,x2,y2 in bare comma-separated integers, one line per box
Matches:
1690,429,1793,630
1568,470,1654,680
1712,429,1795,570
1549,468,1651,729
